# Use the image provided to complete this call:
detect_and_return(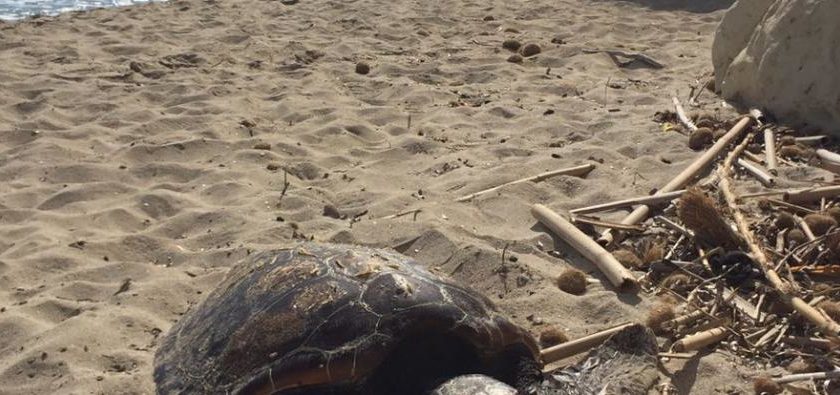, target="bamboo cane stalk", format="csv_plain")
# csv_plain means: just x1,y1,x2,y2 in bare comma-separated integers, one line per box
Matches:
540,322,635,363
570,216,646,232
795,135,827,145
672,326,728,352
455,164,595,202
597,116,754,246
532,204,638,292
764,128,778,175
569,190,686,215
